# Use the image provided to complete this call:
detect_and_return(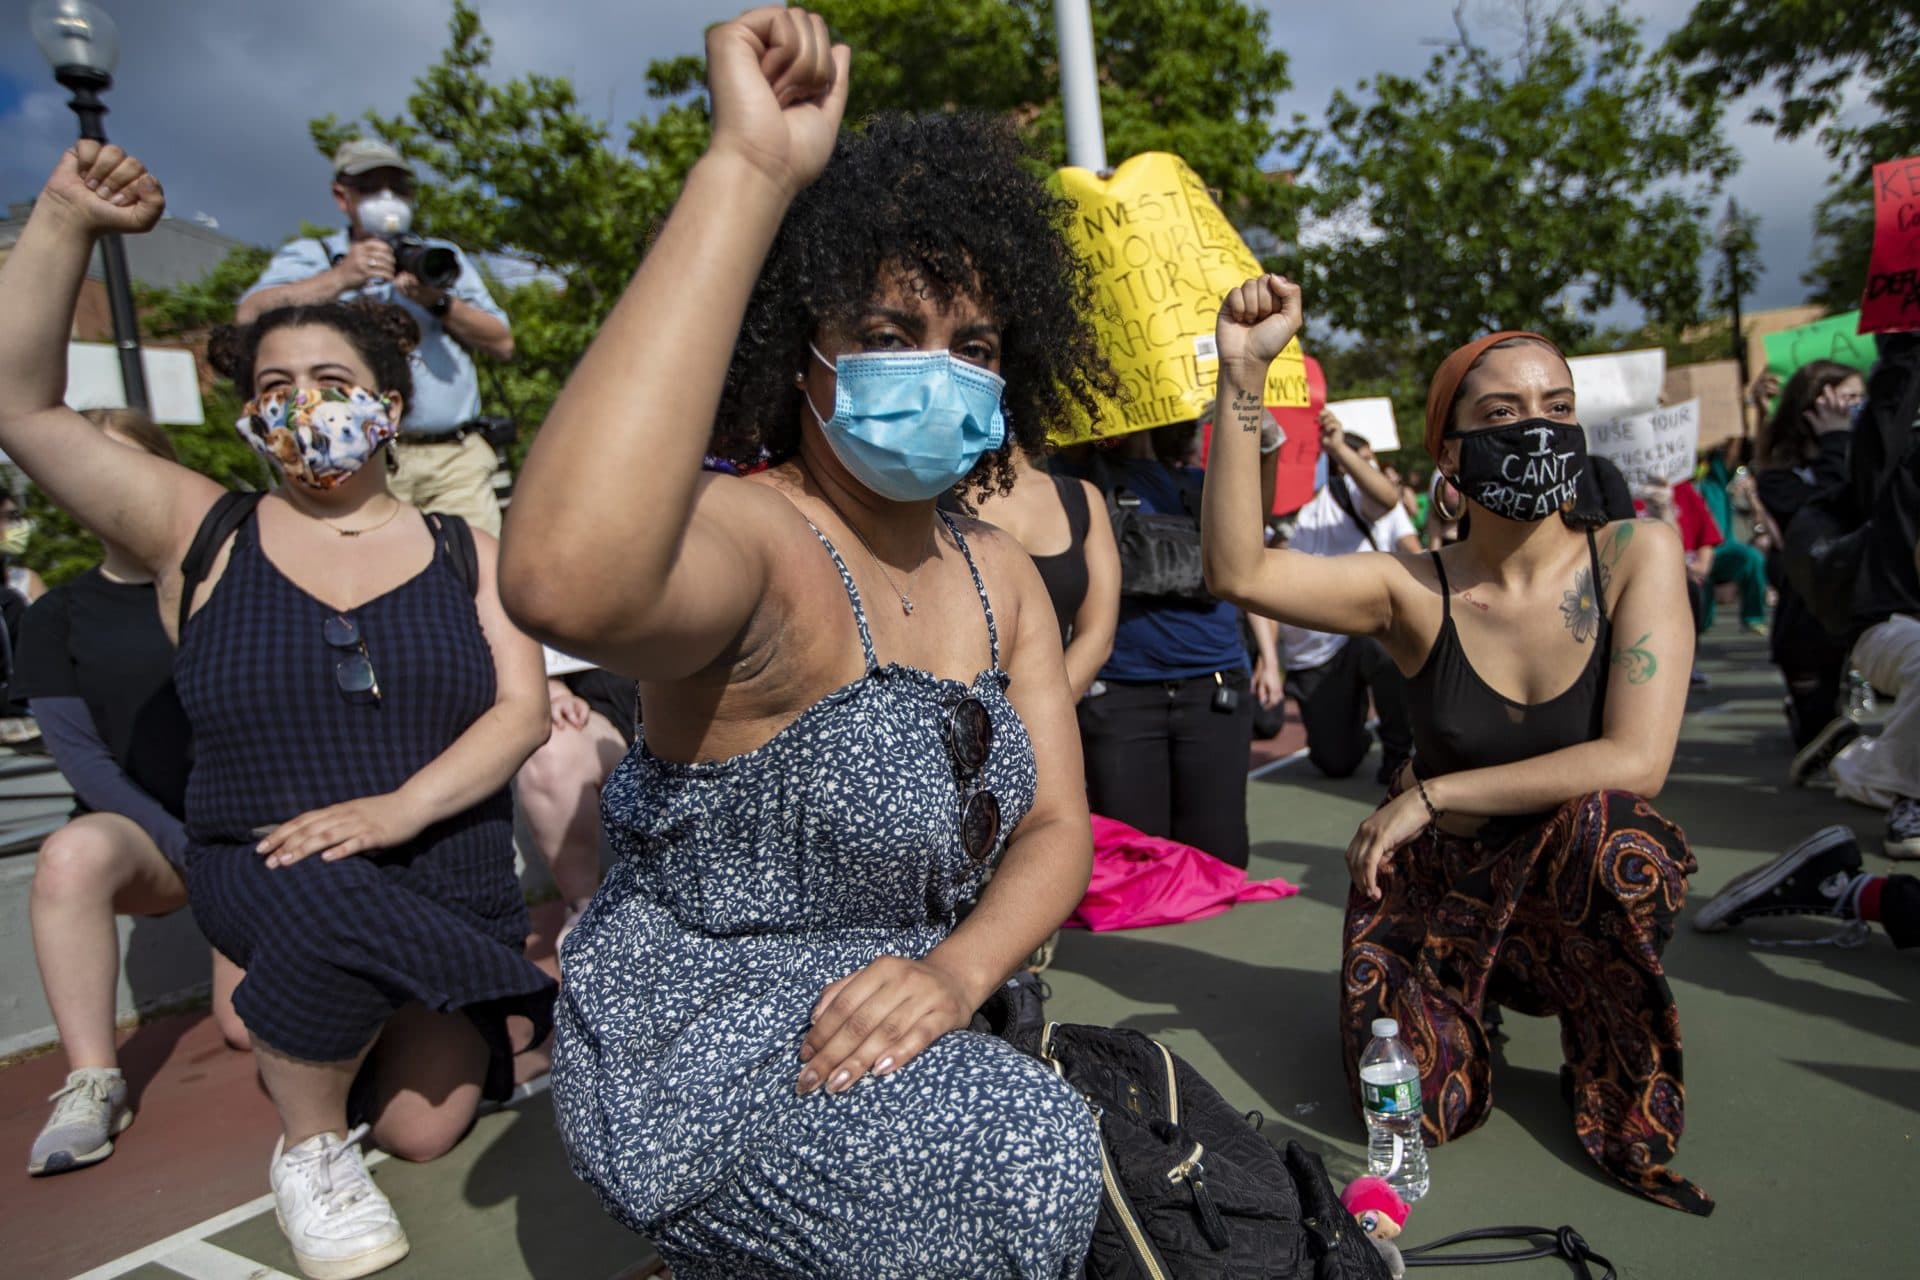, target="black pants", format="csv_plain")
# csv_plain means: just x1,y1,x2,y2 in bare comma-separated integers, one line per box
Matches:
1772,590,1851,747
1078,670,1253,868
1284,637,1414,779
